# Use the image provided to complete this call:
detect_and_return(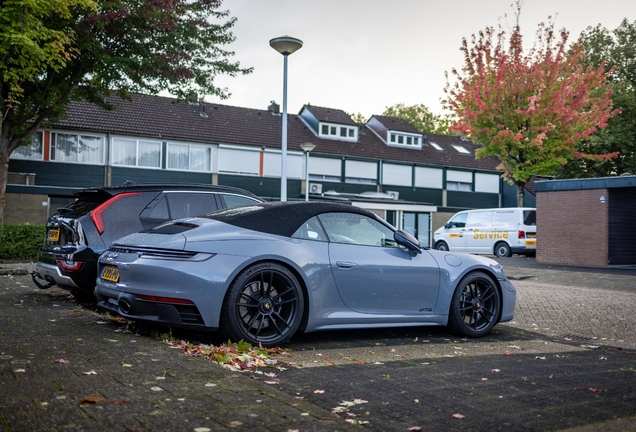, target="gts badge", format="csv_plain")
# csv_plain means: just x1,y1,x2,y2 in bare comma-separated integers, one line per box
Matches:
419,308,433,312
